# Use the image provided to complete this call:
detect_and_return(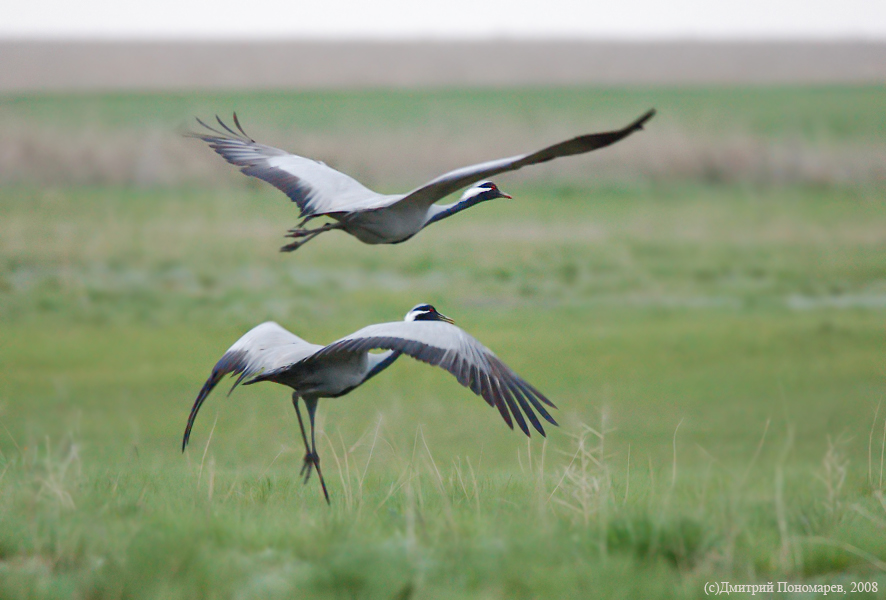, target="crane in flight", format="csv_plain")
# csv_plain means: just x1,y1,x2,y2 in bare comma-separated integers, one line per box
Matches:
189,109,655,252
182,304,558,504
